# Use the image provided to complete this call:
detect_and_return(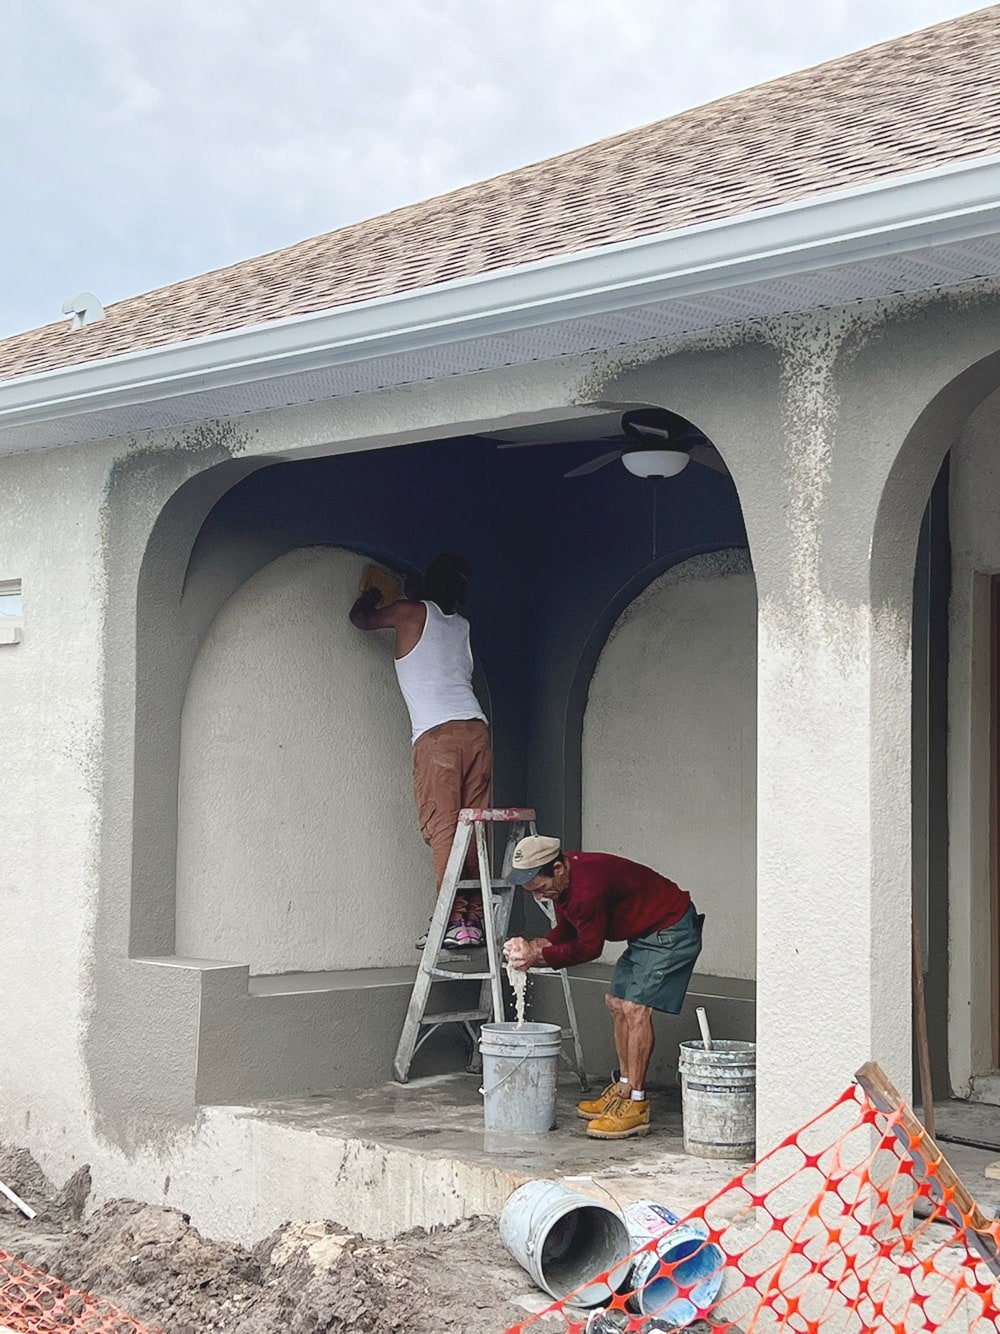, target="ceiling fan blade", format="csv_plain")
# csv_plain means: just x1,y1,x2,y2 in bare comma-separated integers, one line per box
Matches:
688,443,730,475
564,450,623,478
492,433,623,450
